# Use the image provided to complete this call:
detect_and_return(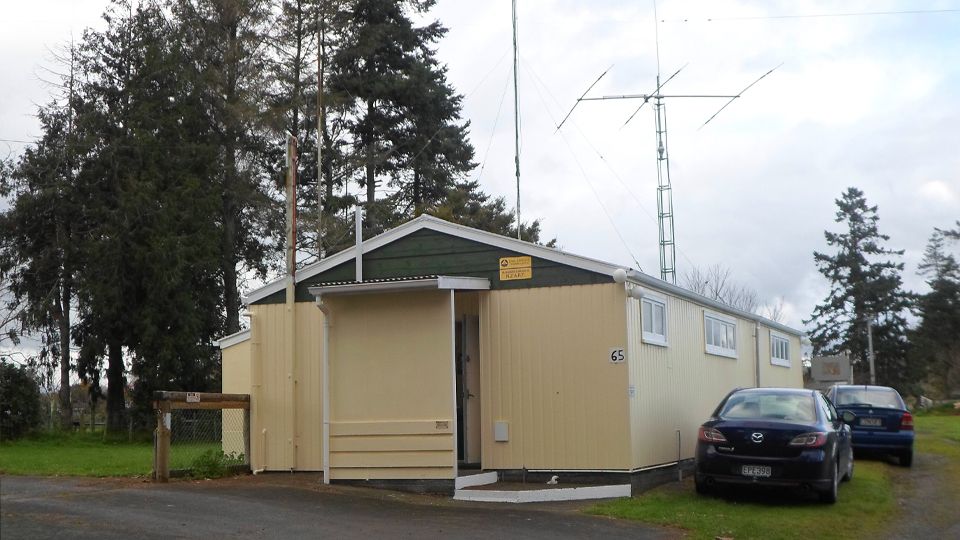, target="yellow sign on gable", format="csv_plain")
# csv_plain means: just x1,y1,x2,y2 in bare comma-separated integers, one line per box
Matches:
499,256,532,281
